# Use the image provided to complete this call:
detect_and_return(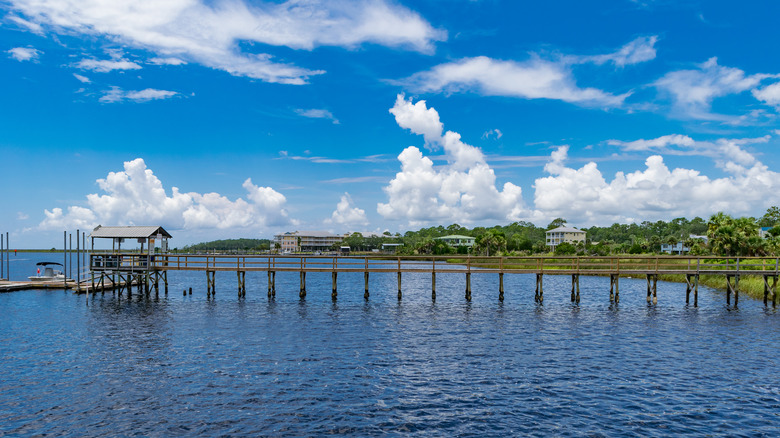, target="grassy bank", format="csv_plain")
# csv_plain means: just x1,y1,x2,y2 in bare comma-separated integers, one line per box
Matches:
655,273,772,301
